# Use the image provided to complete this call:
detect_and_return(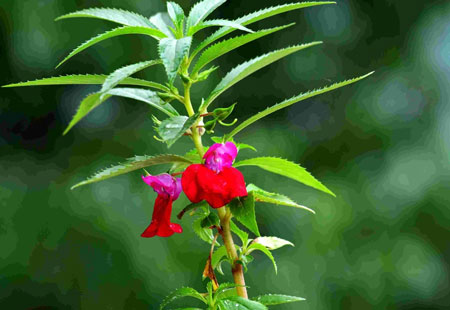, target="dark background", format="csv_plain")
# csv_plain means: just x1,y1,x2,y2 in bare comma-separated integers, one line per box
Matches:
1,0,449,309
